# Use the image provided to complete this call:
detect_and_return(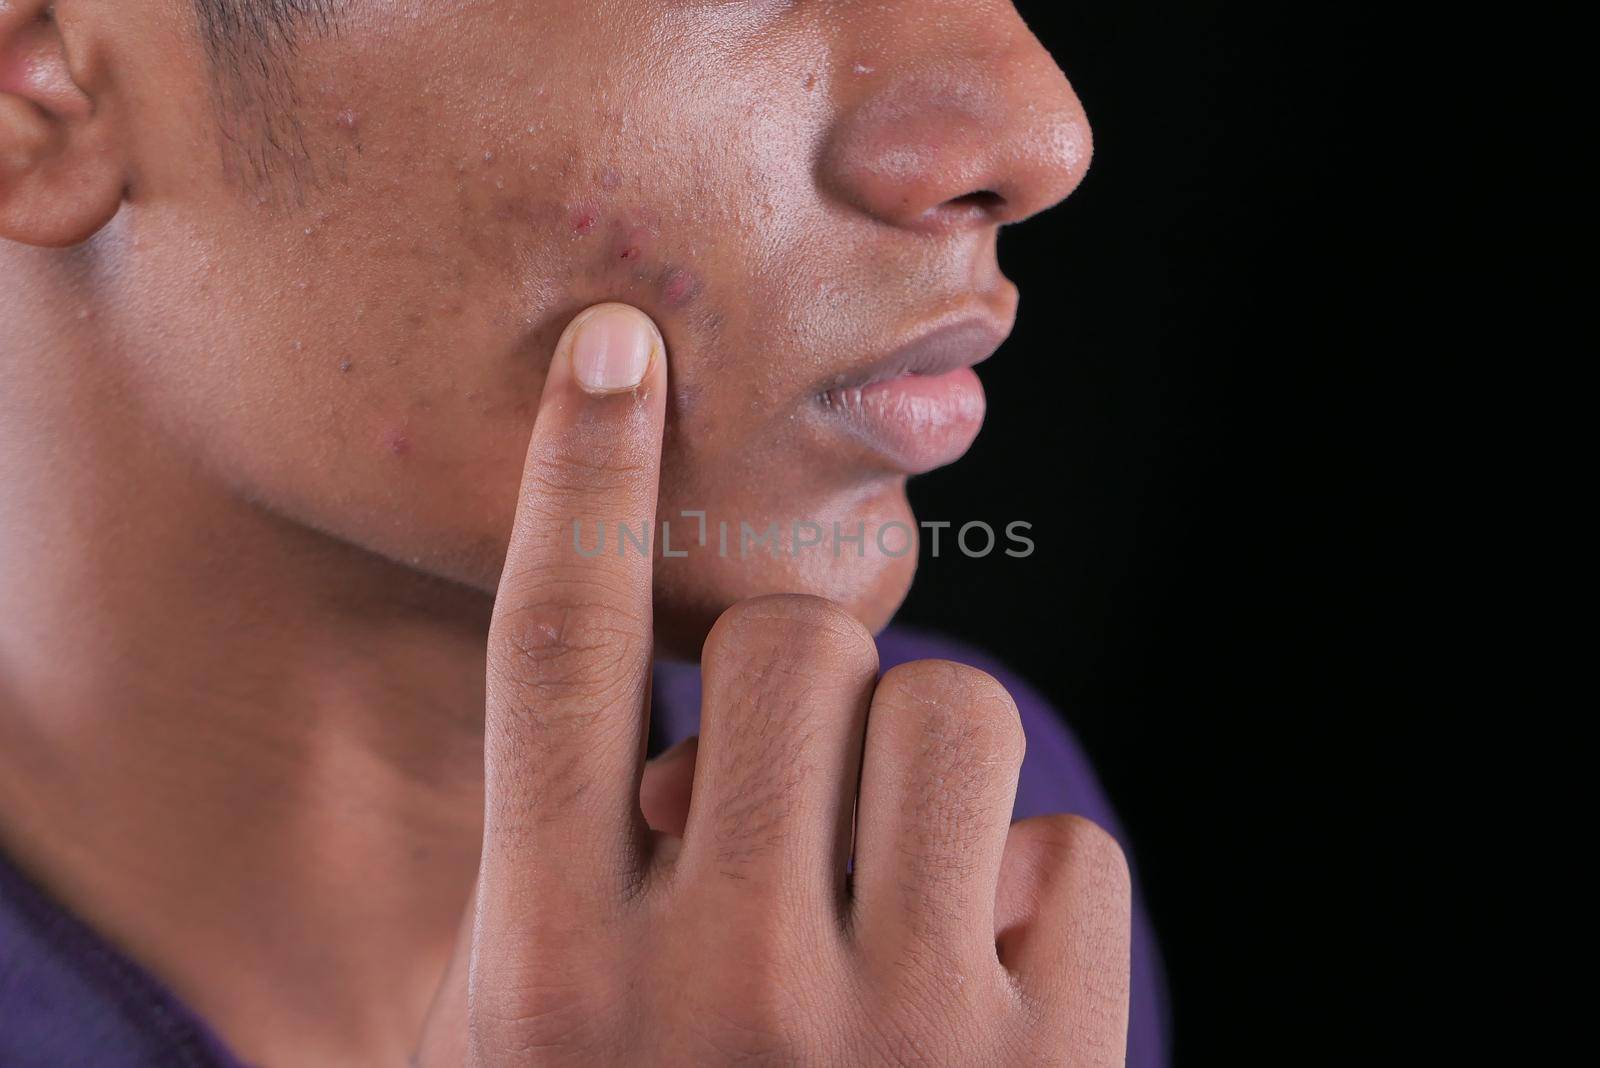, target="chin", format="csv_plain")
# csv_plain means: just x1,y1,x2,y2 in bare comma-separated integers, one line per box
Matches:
651,555,916,662
357,472,923,659
649,491,922,661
